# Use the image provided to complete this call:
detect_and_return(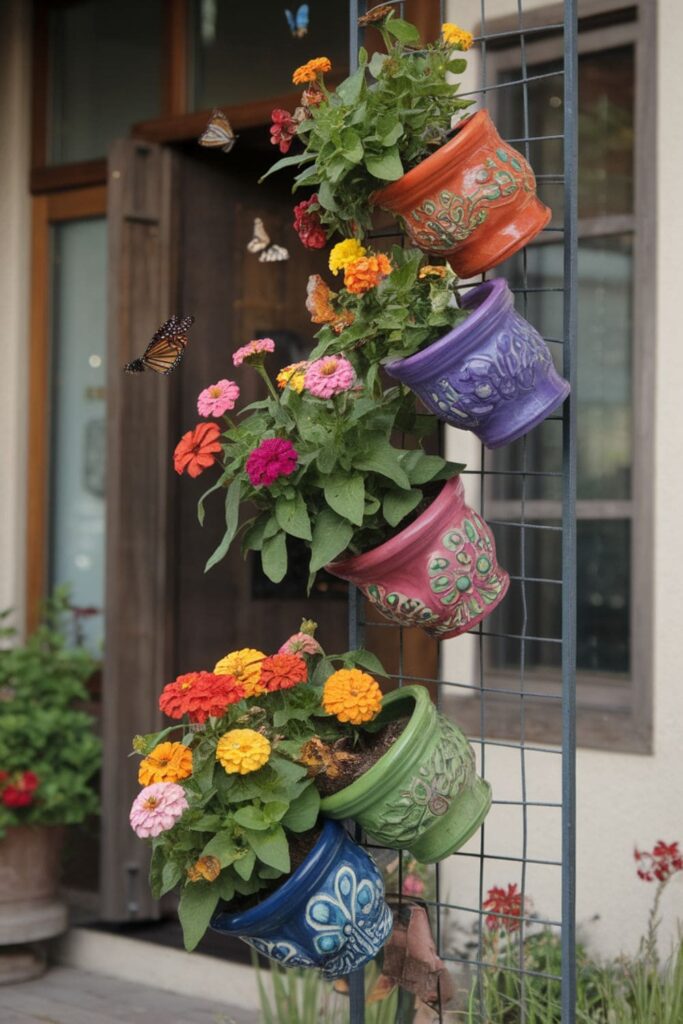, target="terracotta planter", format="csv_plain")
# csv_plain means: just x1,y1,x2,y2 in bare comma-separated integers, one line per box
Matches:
211,820,392,979
327,476,509,639
320,686,491,862
374,110,551,278
386,278,570,448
